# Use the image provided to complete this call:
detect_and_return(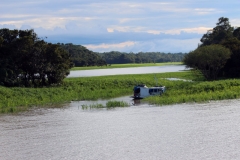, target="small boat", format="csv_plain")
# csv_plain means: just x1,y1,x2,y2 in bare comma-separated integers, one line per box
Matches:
132,84,166,99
